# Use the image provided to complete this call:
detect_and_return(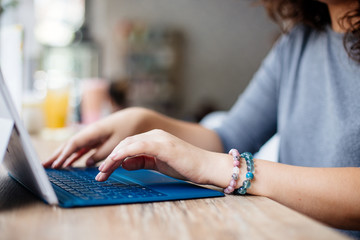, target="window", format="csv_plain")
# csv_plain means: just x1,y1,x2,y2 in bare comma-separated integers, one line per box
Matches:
34,0,85,47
